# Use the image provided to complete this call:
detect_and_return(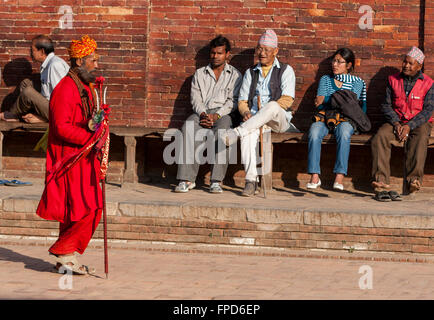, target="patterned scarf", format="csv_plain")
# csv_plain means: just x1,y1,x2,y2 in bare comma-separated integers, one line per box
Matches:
334,73,367,103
